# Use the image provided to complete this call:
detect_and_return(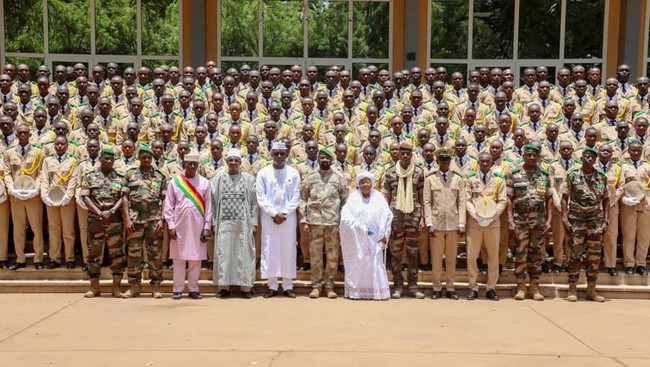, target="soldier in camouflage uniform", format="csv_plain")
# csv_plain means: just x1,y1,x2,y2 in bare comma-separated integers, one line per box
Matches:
506,144,553,301
382,141,426,299
81,148,125,298
562,146,609,302
300,148,349,299
121,144,167,299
